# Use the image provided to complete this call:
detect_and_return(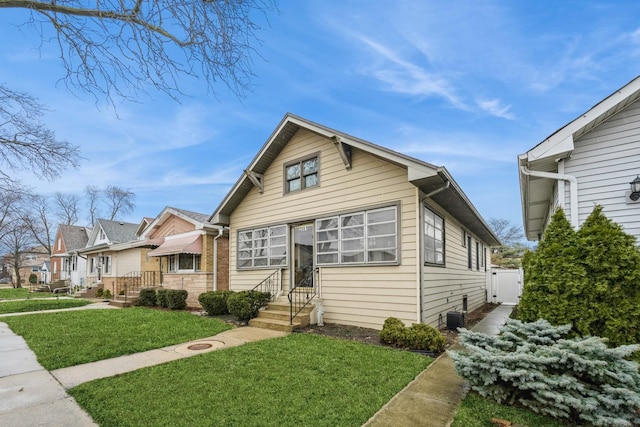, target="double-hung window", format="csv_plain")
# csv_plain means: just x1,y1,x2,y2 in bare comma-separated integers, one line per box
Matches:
238,225,288,269
285,156,319,193
316,206,398,265
424,206,445,265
